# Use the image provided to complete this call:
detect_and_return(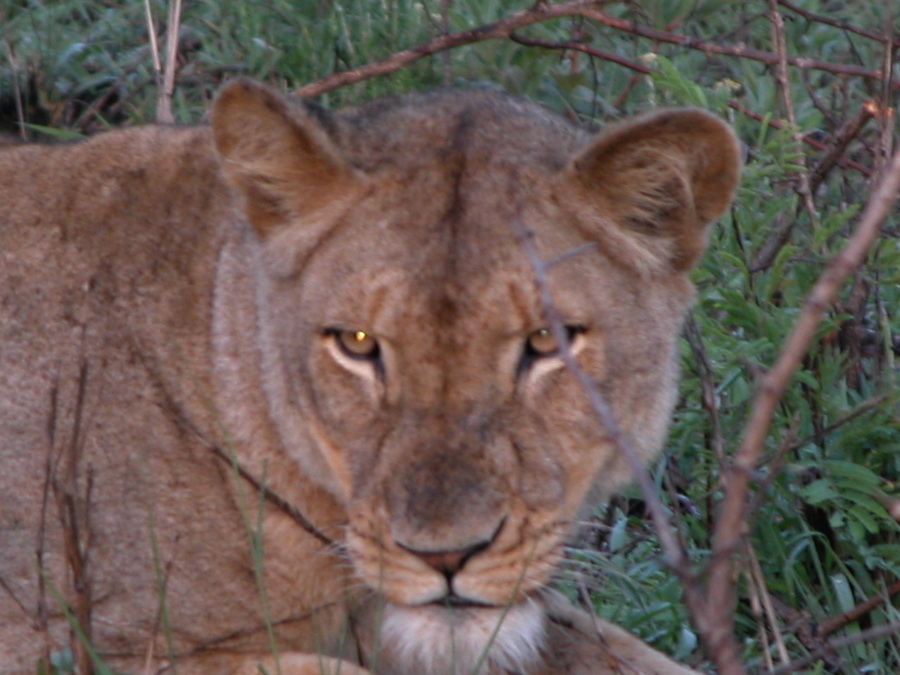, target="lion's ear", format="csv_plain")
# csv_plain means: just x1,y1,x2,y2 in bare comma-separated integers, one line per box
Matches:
212,78,358,239
560,108,741,272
